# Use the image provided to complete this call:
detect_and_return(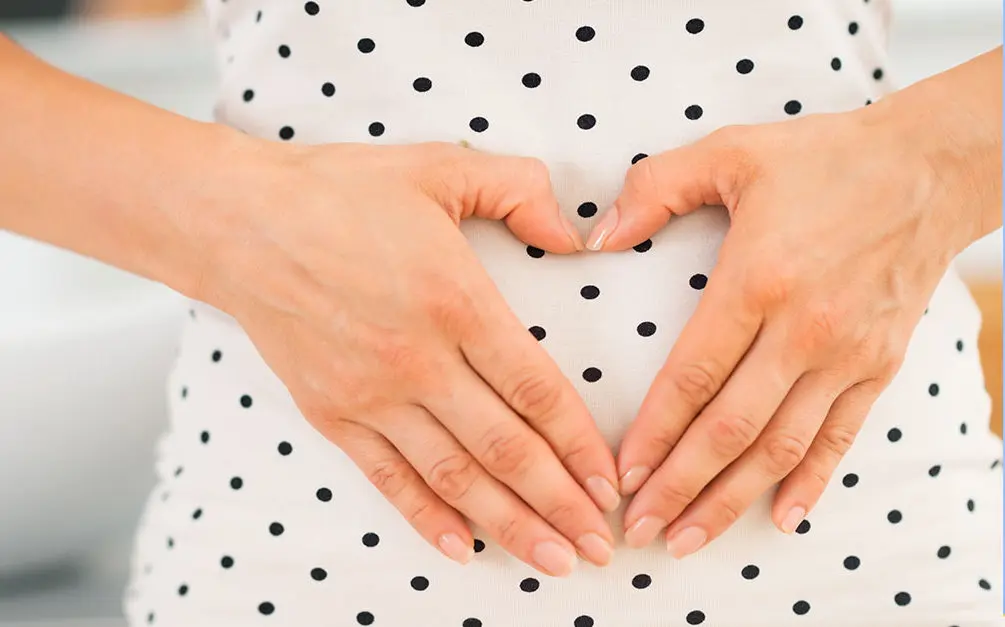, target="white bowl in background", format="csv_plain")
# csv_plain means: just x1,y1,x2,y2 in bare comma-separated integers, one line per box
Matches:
0,231,185,574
